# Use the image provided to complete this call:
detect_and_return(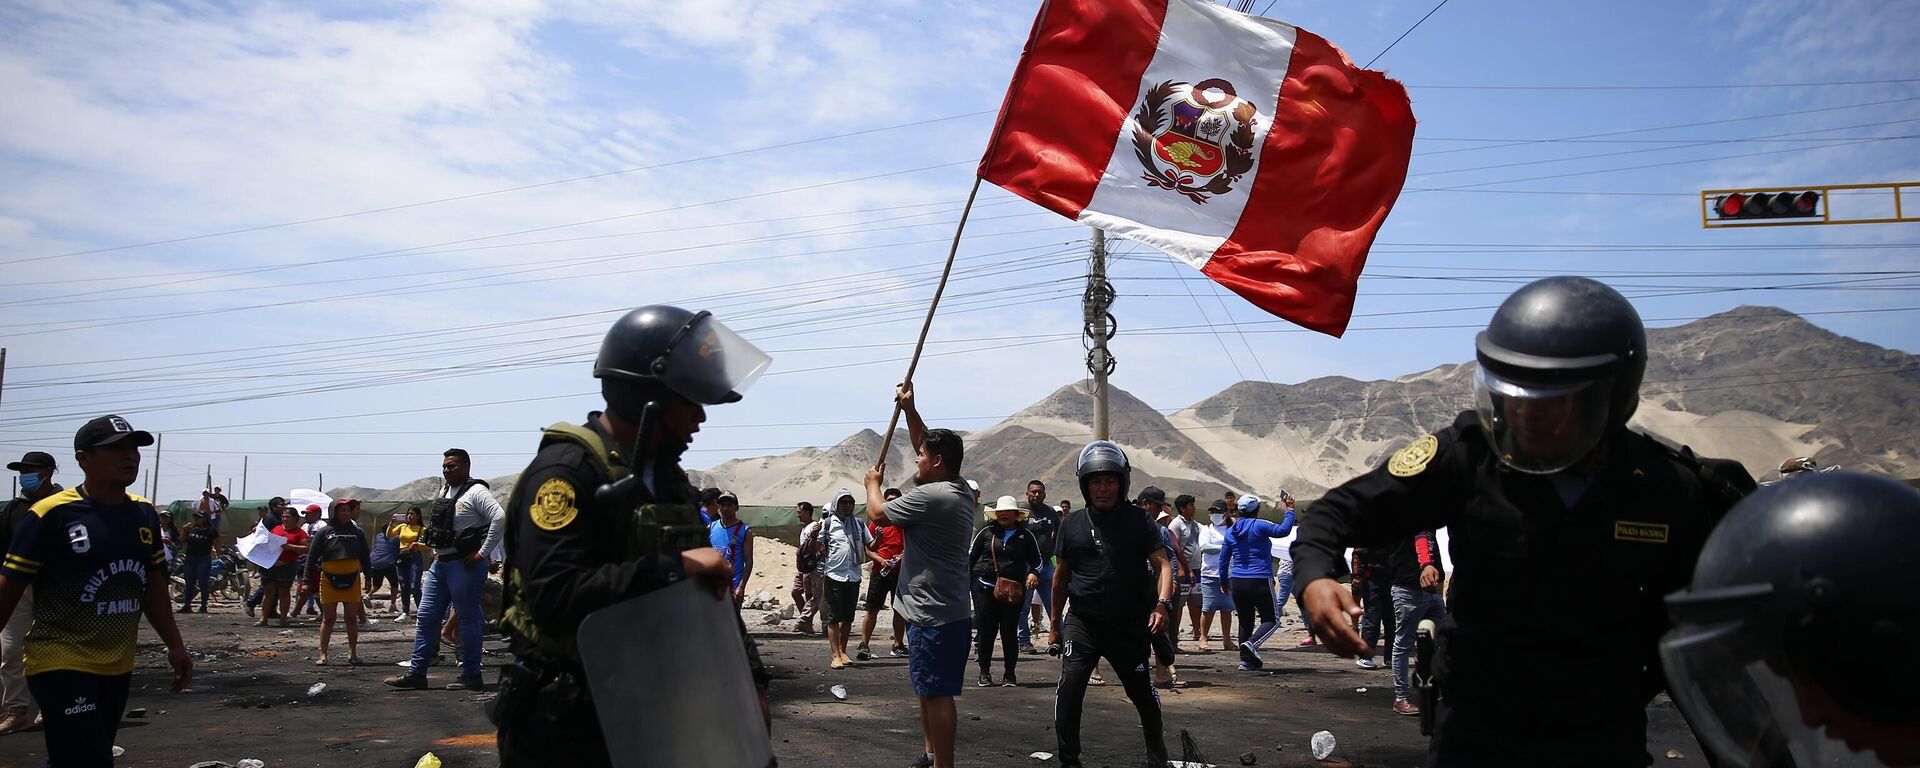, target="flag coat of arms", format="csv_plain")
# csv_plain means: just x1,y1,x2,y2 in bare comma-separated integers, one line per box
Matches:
979,0,1416,336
